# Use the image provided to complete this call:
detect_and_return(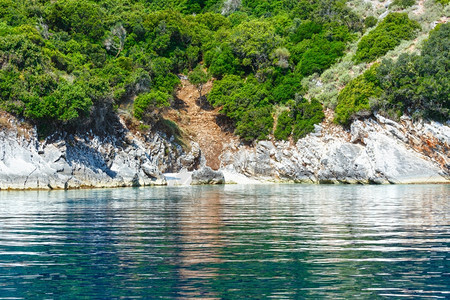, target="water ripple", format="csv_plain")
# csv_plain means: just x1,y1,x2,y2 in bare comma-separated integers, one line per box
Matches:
0,184,449,299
